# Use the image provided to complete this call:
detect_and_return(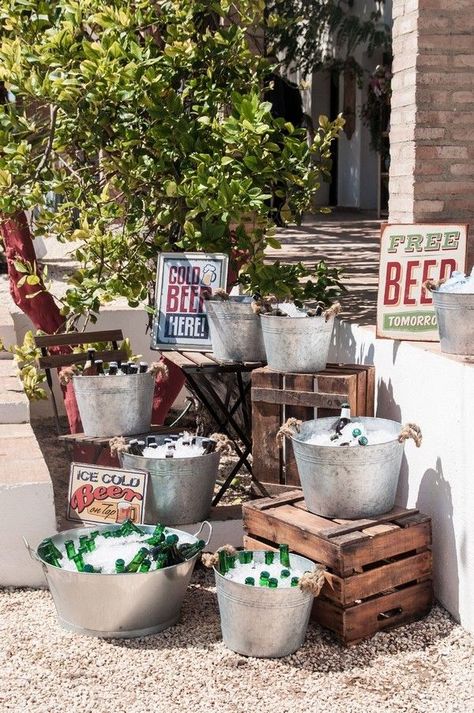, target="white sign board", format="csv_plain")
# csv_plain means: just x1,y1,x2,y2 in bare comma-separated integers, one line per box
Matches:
152,252,228,350
377,224,468,341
